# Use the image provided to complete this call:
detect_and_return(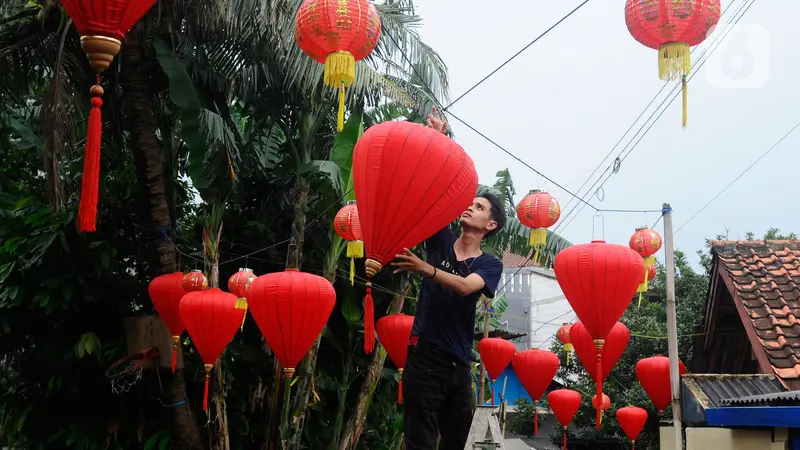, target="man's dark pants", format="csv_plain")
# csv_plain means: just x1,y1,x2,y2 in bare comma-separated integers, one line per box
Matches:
403,337,473,450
